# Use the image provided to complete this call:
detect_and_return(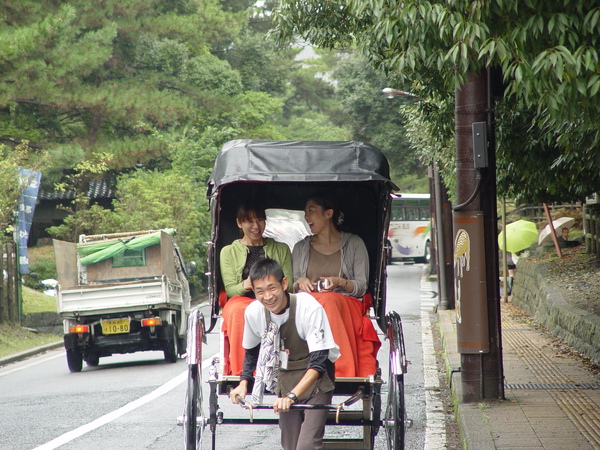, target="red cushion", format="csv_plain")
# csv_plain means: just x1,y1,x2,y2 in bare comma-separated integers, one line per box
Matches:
218,288,228,308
